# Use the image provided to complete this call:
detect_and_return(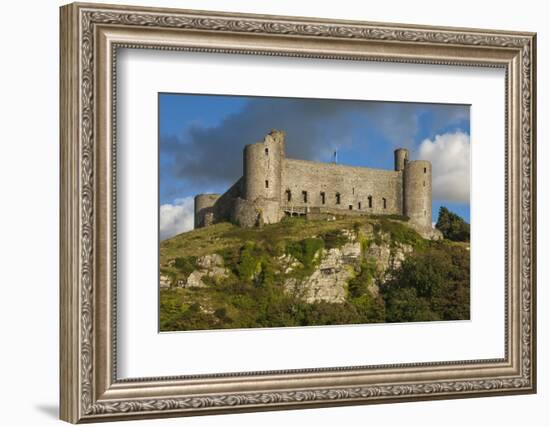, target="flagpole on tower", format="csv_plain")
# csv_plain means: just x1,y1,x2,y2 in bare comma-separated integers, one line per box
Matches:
333,149,338,164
